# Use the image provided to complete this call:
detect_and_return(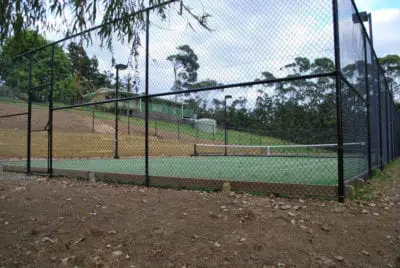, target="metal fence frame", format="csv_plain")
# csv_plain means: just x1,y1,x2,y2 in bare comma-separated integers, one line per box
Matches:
1,0,399,201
